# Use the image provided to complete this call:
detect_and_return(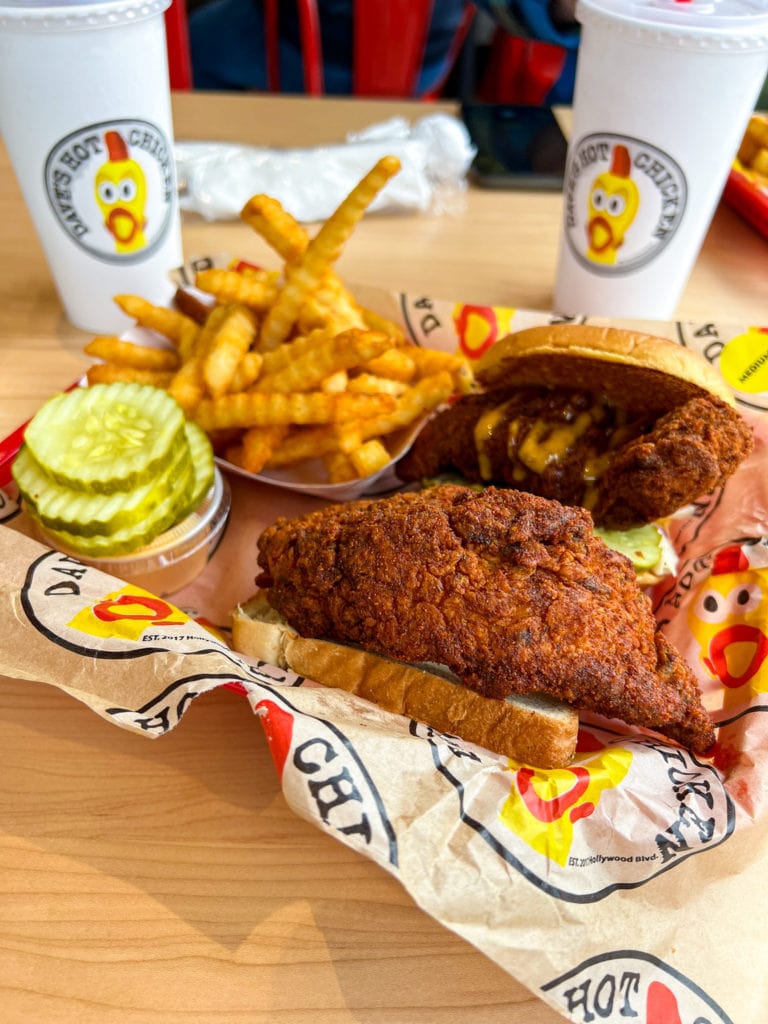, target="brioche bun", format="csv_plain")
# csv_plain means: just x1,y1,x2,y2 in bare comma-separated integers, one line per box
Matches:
475,324,735,413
